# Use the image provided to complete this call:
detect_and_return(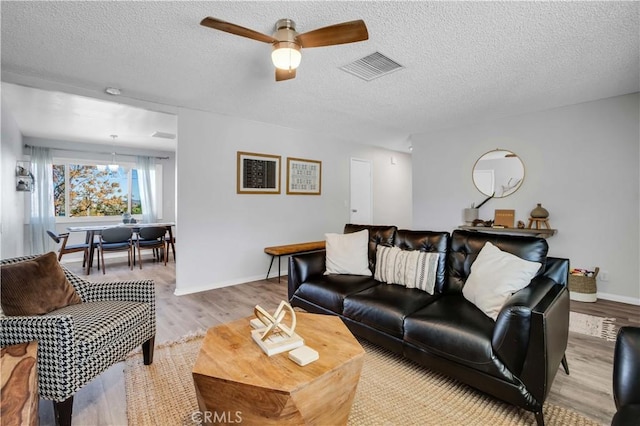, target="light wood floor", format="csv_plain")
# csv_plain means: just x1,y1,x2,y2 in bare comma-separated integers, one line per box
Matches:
38,257,638,425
